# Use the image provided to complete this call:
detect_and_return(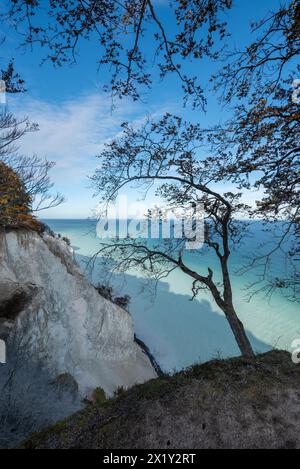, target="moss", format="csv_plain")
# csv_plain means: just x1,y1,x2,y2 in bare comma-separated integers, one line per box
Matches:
99,424,110,435
73,414,90,433
20,419,69,449
135,376,172,399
